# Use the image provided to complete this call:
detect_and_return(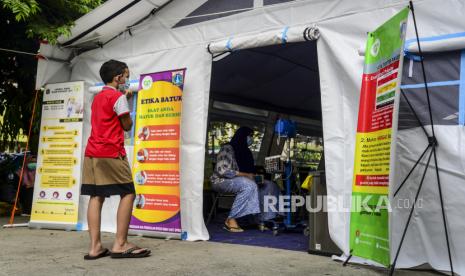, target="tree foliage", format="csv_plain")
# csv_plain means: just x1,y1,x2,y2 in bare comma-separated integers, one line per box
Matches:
2,0,102,43
0,0,102,151
207,122,264,154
